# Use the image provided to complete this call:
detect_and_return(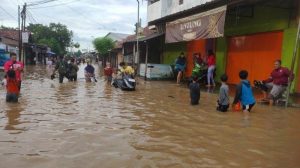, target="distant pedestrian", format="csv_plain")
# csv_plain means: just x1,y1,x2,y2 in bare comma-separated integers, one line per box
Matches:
232,70,256,113
217,74,229,112
52,56,68,83
4,53,24,92
5,70,19,103
85,59,96,82
67,58,79,82
206,50,216,87
189,76,200,105
175,52,186,84
193,52,203,66
104,62,113,83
